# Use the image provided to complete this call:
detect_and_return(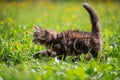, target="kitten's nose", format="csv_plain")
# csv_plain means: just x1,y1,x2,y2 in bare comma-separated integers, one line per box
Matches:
32,39,38,44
